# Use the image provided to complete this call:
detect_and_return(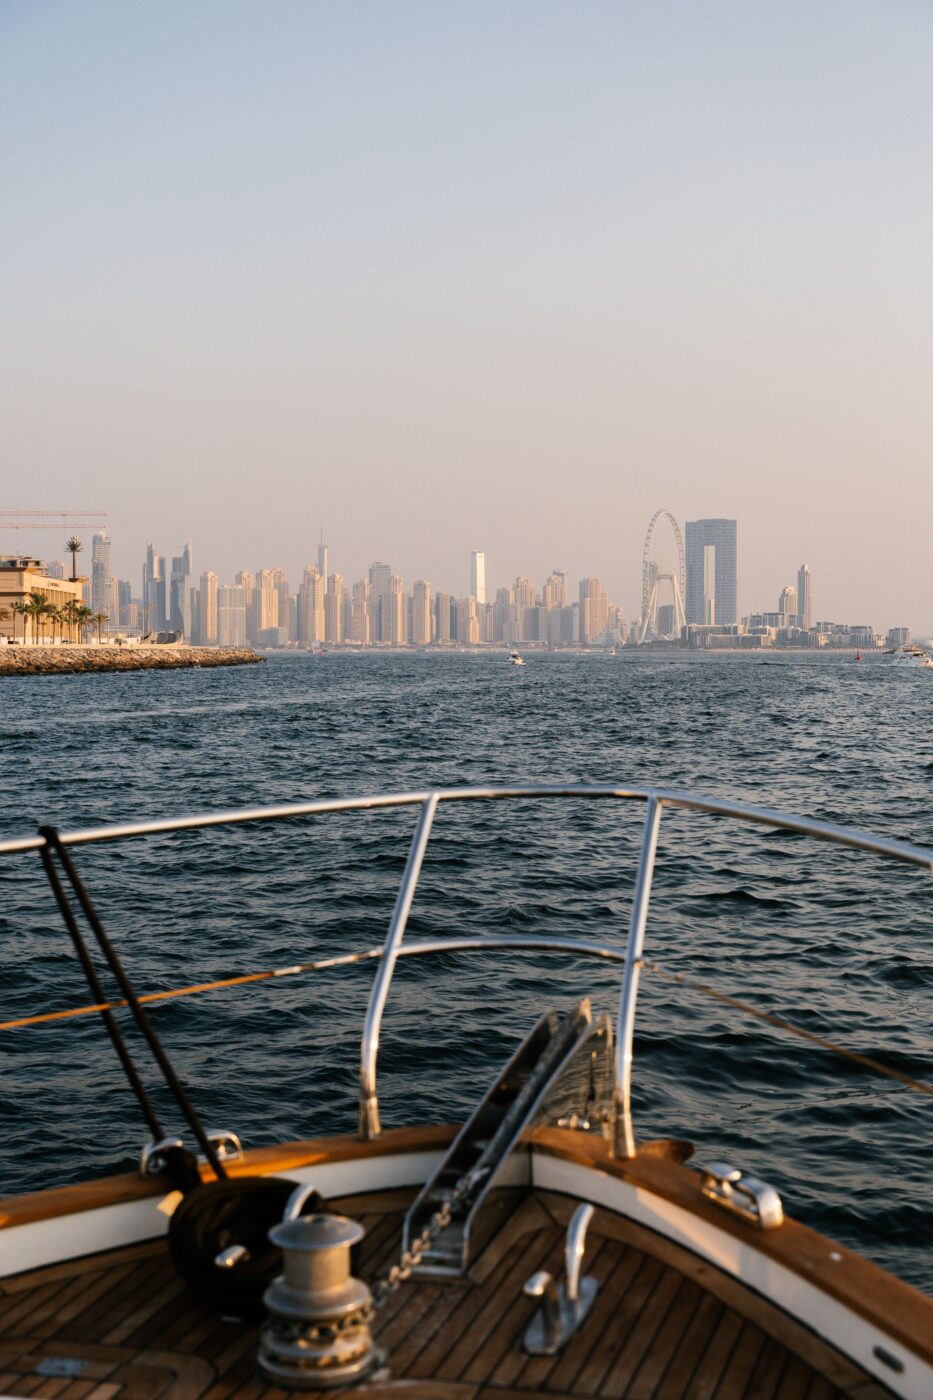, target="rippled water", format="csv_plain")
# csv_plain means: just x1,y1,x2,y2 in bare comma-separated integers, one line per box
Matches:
0,651,930,1292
